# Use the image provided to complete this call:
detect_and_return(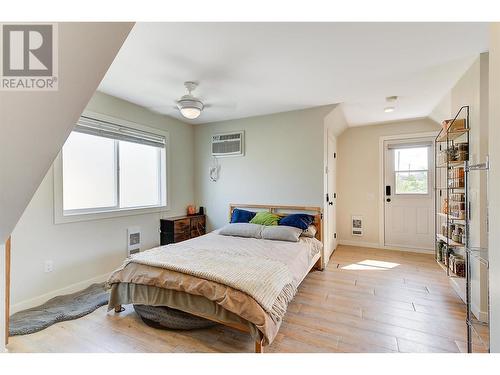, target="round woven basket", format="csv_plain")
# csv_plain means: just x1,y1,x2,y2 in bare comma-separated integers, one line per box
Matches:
133,304,218,330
